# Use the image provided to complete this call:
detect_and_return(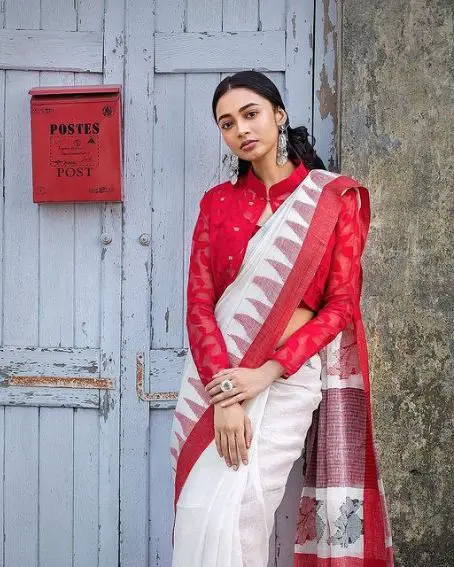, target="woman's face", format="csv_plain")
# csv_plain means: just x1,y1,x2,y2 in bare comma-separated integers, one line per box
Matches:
215,87,286,162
